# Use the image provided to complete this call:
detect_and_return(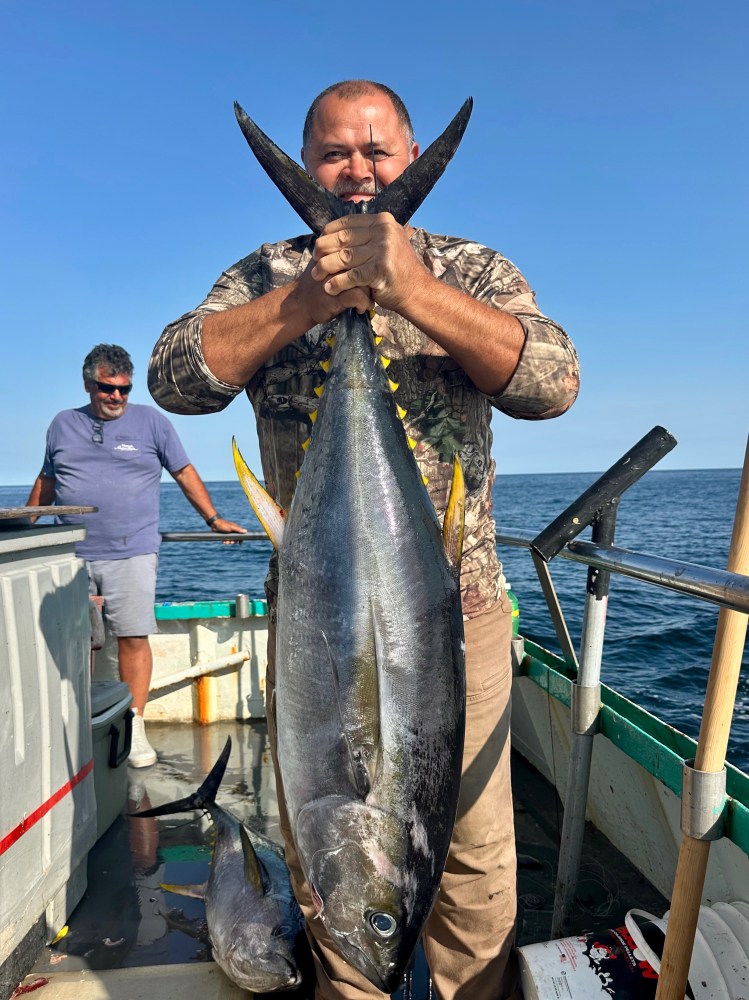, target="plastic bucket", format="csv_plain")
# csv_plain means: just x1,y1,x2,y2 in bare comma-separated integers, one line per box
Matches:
518,920,660,999
518,902,749,1000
